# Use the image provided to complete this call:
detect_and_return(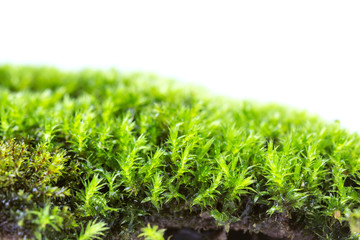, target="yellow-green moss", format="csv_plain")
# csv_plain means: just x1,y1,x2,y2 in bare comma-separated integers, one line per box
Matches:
1,65,360,239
